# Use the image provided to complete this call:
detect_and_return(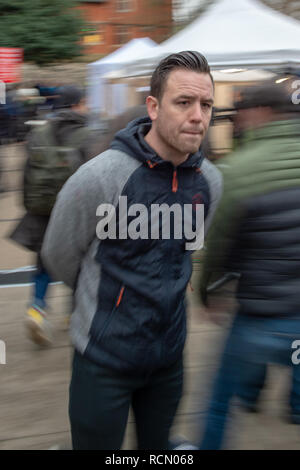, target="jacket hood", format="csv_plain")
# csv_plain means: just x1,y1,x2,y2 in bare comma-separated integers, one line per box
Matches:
110,116,204,168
